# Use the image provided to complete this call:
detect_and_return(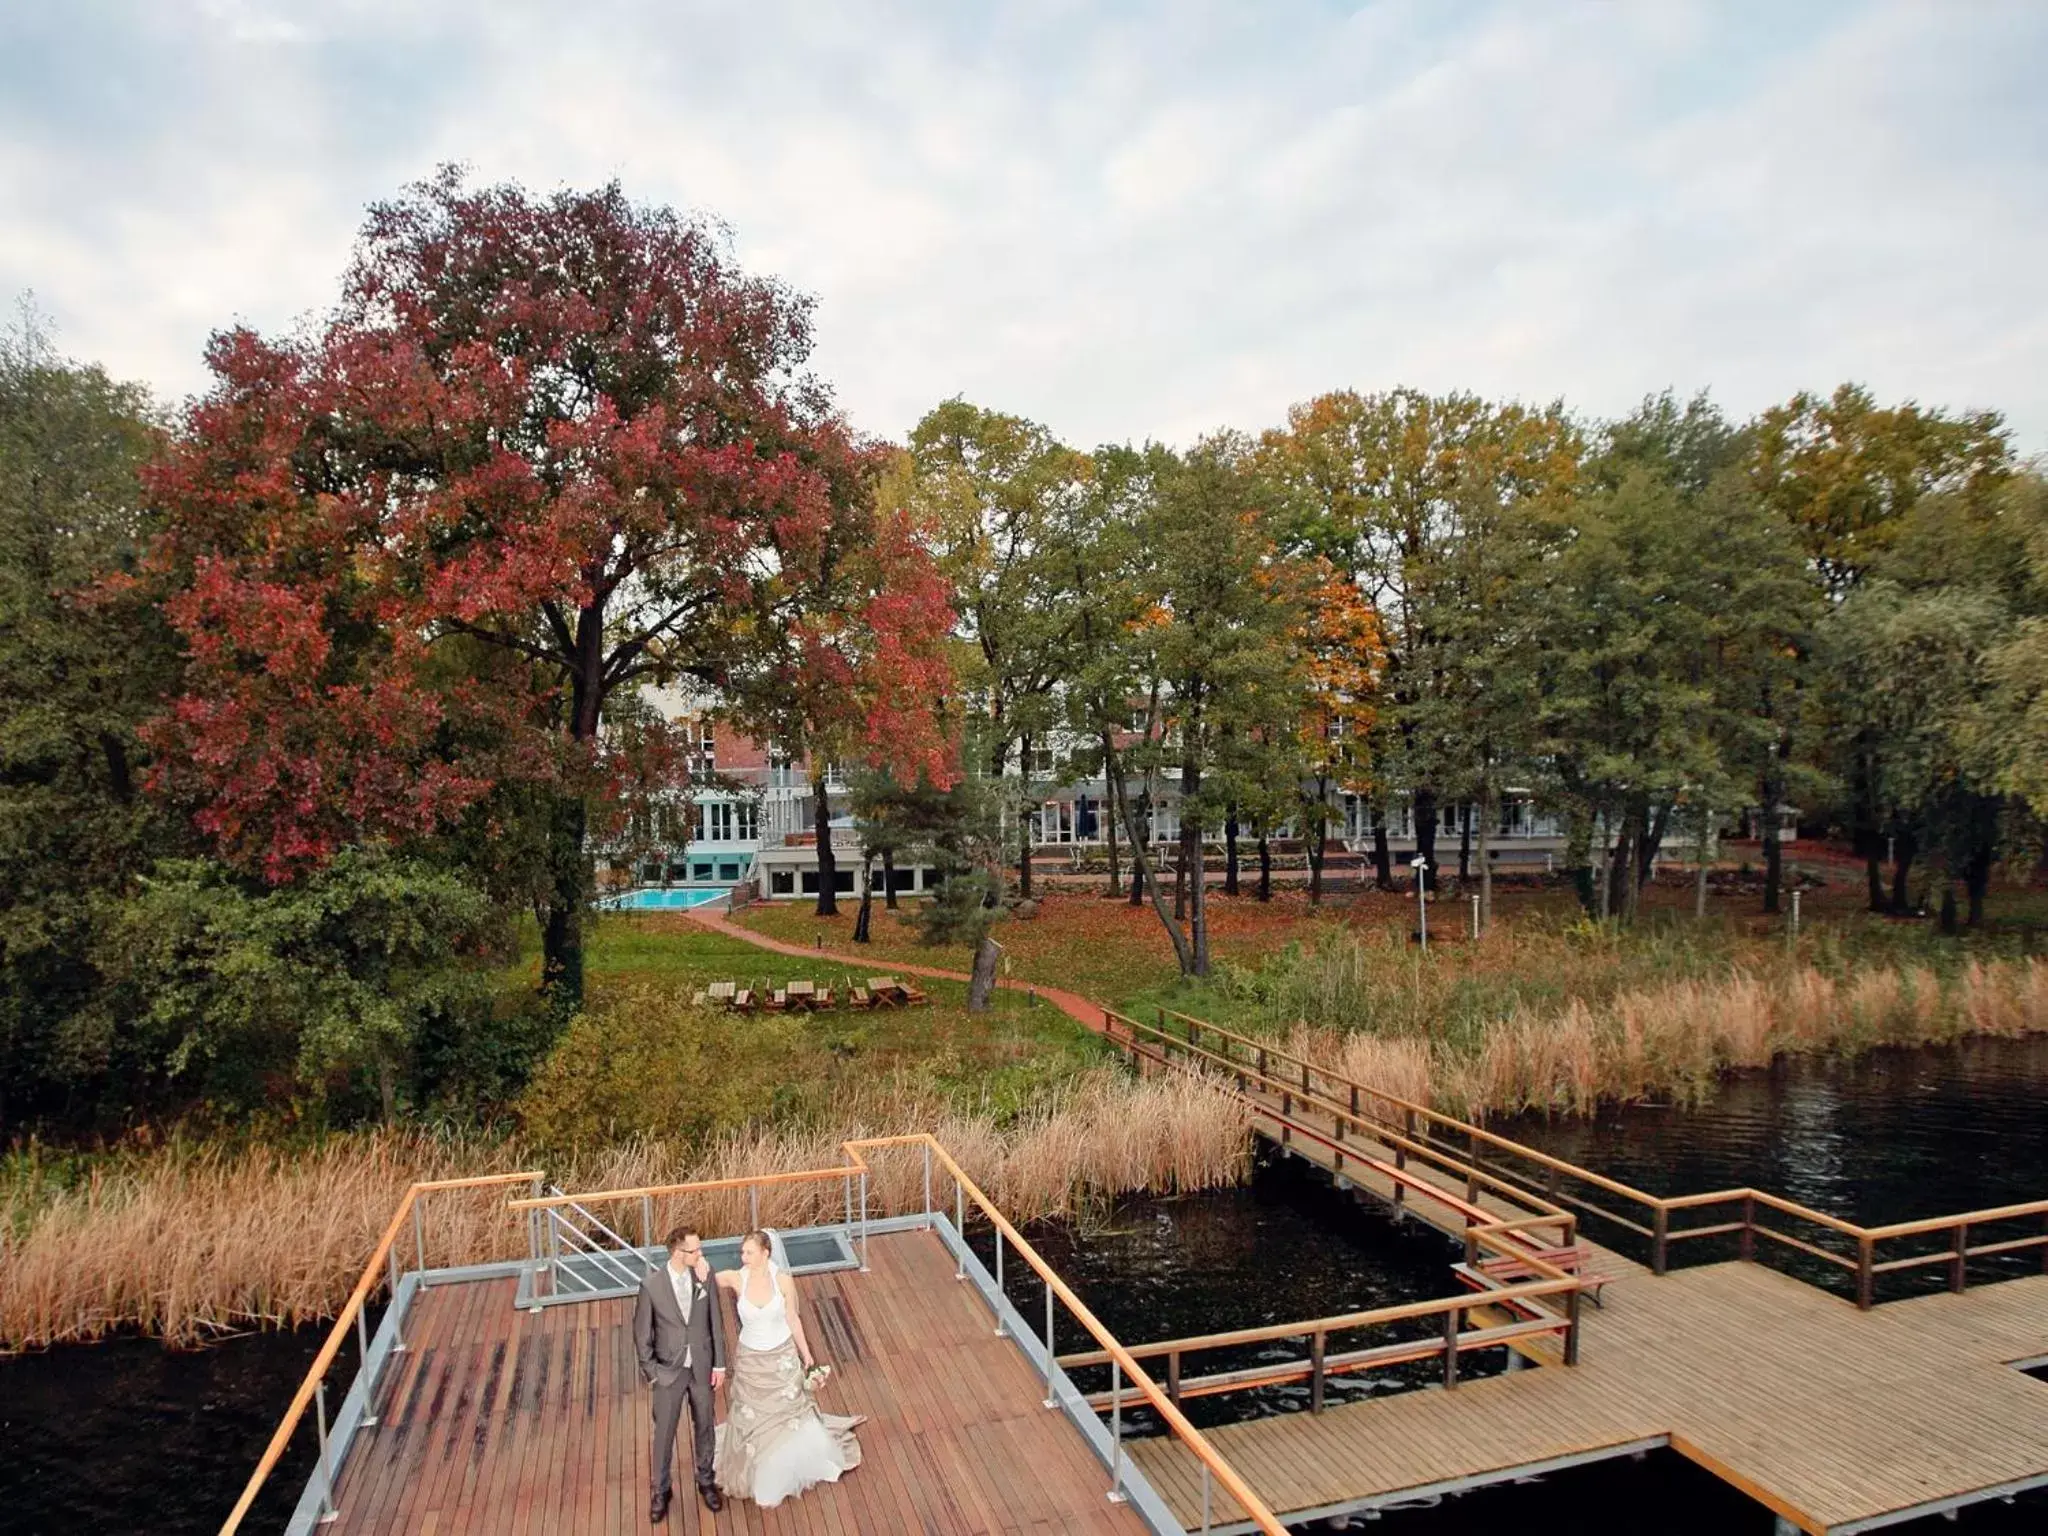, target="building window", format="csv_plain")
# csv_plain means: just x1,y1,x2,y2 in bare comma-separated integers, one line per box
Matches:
800,871,819,894
1029,744,1056,775
770,869,794,895
692,862,713,882
697,722,715,772
735,802,757,841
